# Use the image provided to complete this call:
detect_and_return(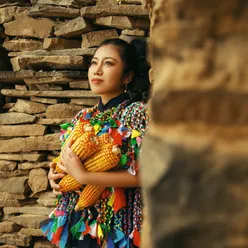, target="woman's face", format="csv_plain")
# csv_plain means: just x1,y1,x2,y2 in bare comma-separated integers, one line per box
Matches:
88,45,126,101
